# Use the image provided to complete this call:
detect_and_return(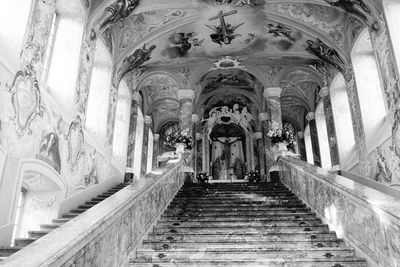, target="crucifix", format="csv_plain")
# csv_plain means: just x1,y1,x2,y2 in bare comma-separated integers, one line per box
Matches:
209,10,238,44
